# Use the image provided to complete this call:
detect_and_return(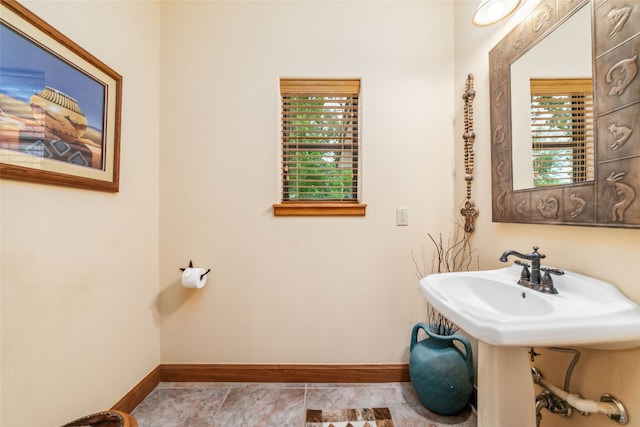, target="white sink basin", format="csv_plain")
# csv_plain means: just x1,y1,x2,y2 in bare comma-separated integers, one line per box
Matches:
419,265,640,350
